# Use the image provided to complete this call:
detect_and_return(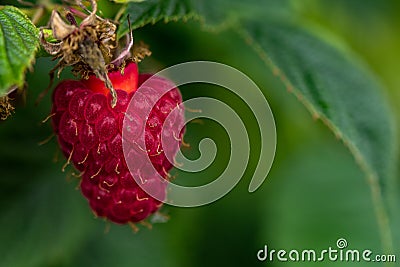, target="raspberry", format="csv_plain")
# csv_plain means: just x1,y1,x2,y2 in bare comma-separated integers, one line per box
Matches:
51,62,185,224
82,63,139,95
